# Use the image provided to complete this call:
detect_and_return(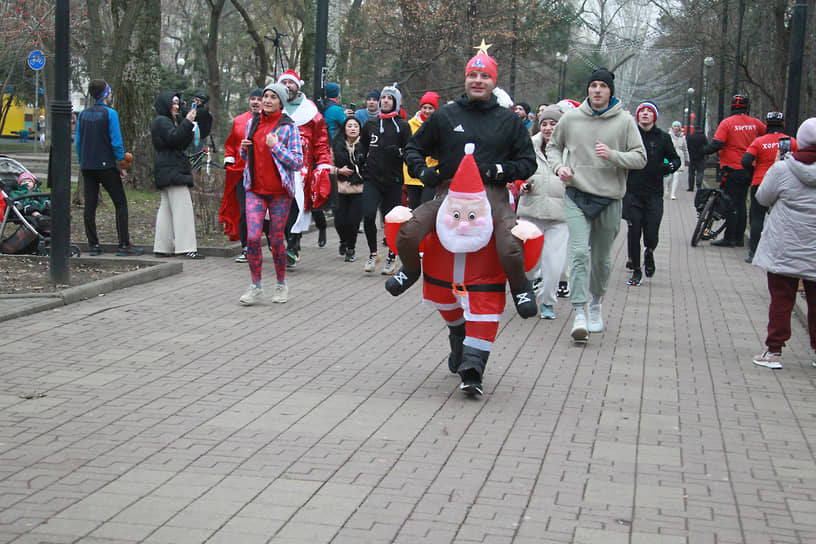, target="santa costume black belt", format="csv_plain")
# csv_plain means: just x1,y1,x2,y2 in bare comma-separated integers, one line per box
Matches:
423,274,506,295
